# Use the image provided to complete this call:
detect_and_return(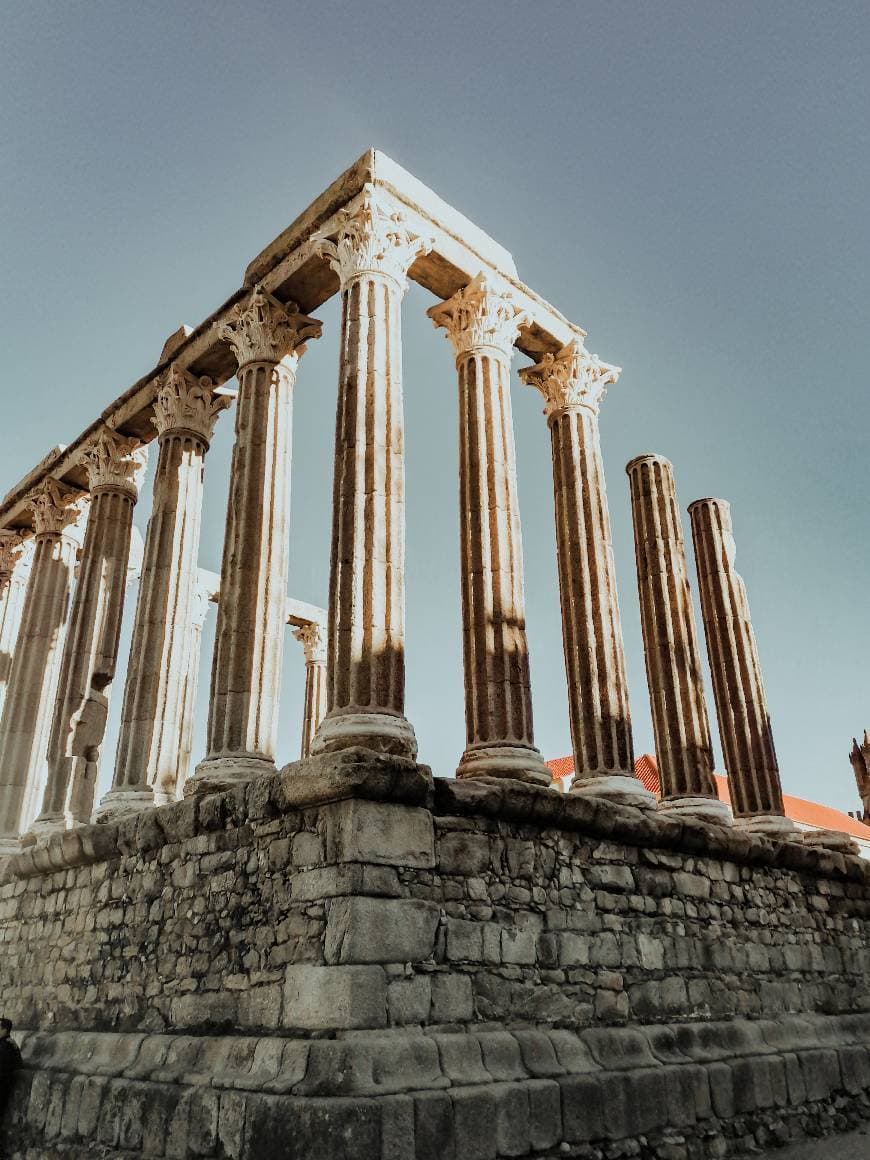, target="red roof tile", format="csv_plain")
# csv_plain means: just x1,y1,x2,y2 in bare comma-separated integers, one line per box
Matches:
546,754,870,843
